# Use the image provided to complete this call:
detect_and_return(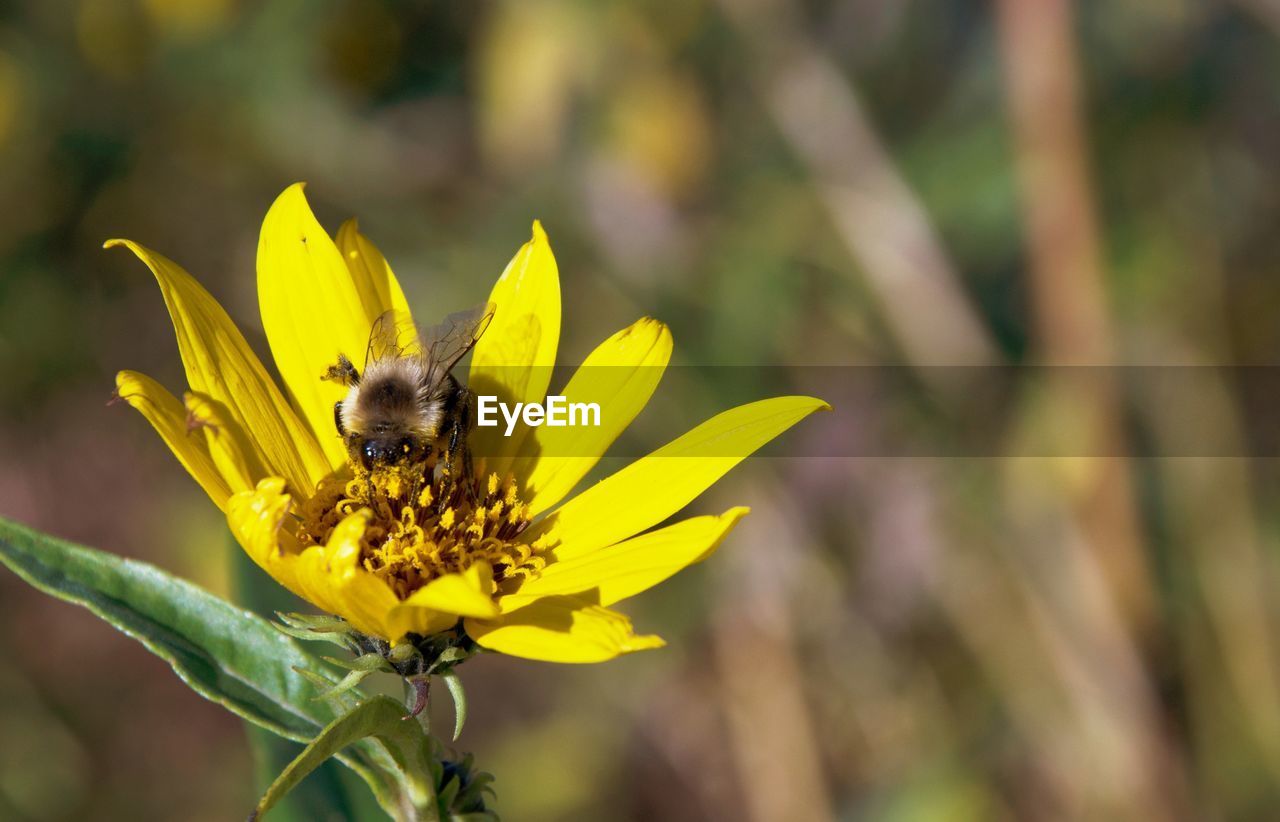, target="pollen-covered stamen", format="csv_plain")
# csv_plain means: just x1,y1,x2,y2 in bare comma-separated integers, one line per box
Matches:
298,463,547,601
